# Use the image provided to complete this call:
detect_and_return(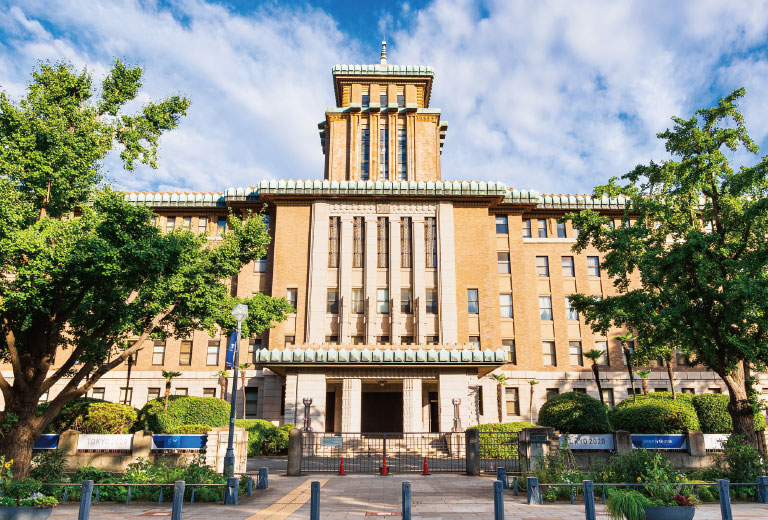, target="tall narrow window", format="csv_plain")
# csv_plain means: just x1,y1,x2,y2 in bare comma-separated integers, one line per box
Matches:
562,256,575,277
248,338,262,363
119,388,133,406
400,217,412,268
467,289,479,314
539,296,553,320
362,94,370,108
380,93,388,106
505,388,520,416
328,217,340,268
426,288,438,314
377,288,389,314
503,339,516,364
500,294,513,318
400,288,412,314
377,217,389,268
360,127,370,180
198,216,208,234
179,340,192,366
397,128,407,180
536,256,549,277
602,388,615,408
217,217,227,236
496,216,509,234
542,341,557,366
182,217,192,230
556,221,567,238
206,341,220,366
497,252,511,273
569,341,583,366
594,341,609,366
425,217,437,268
286,288,298,311
352,288,364,314
522,219,532,238
379,124,389,180
565,297,579,320
587,256,601,277
152,341,165,365
353,217,364,268
326,289,339,314
92,388,105,400
537,219,548,238
166,217,176,233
